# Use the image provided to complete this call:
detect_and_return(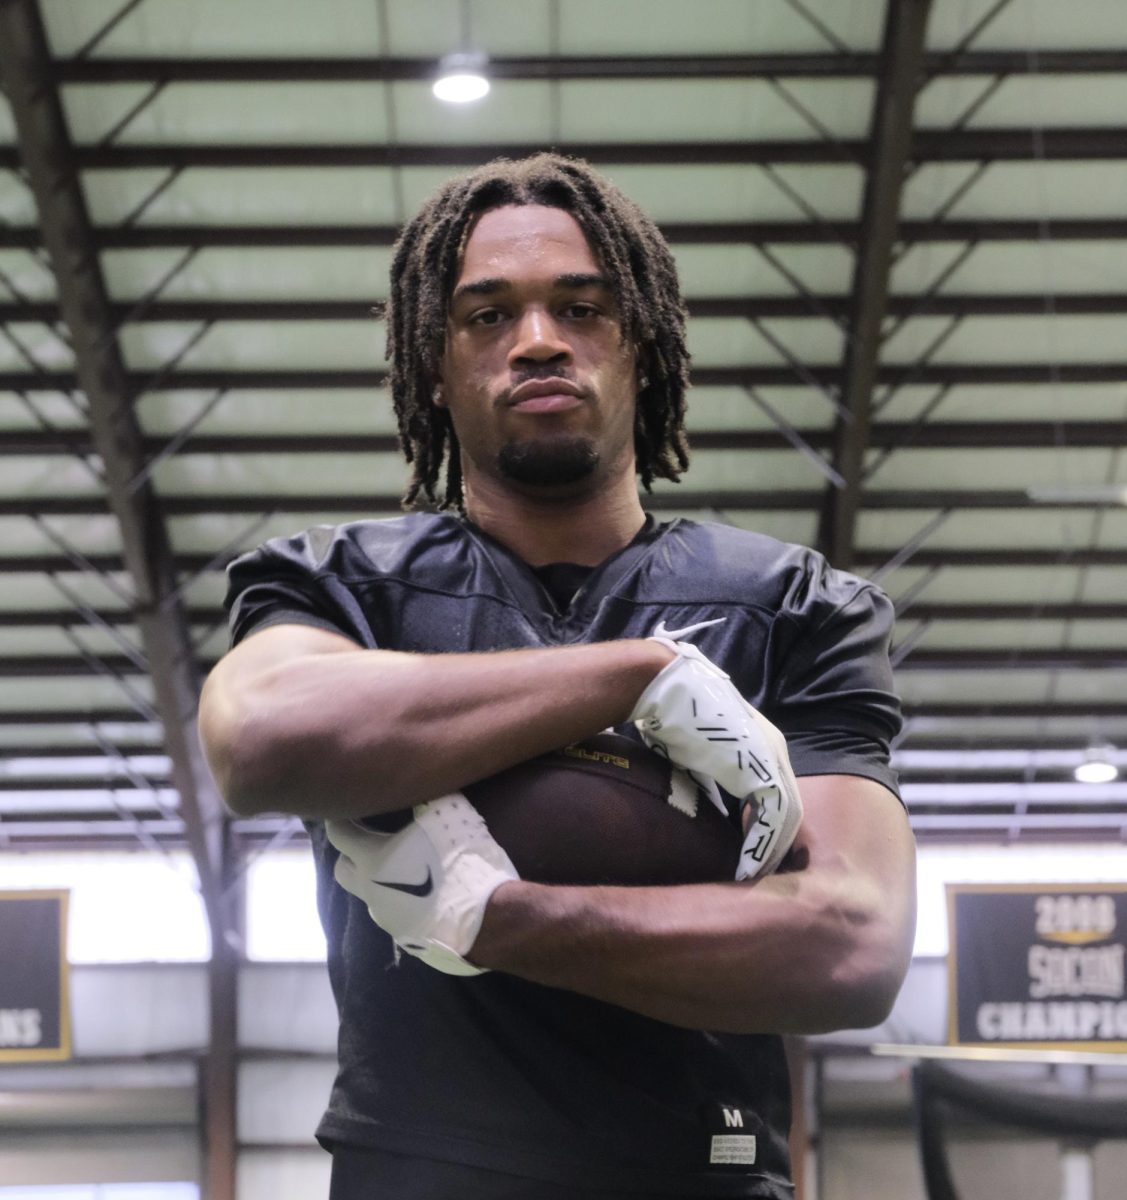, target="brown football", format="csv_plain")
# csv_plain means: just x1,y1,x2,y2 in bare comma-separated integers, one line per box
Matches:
463,731,742,886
